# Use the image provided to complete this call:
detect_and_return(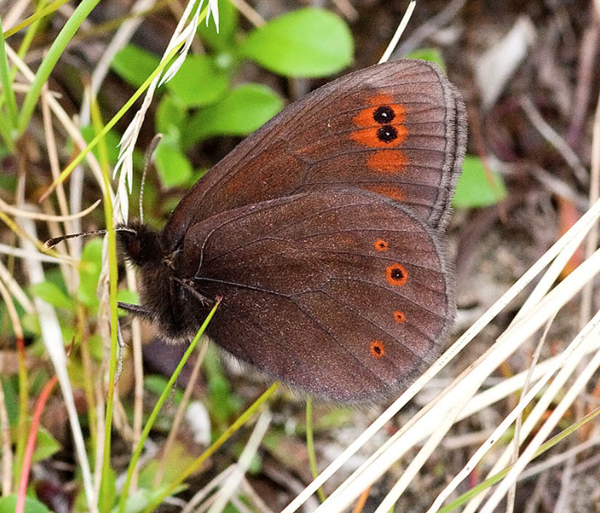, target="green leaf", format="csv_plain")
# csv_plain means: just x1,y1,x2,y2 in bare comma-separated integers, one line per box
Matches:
205,346,242,428
453,155,508,208
155,95,186,144
198,0,238,50
1,378,18,427
0,496,51,513
138,441,197,488
406,48,446,70
166,55,229,108
80,125,122,166
116,485,186,513
86,333,103,362
112,44,160,88
32,428,62,462
30,281,74,310
184,84,283,146
77,239,103,308
239,8,353,78
155,141,193,188
144,375,184,405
